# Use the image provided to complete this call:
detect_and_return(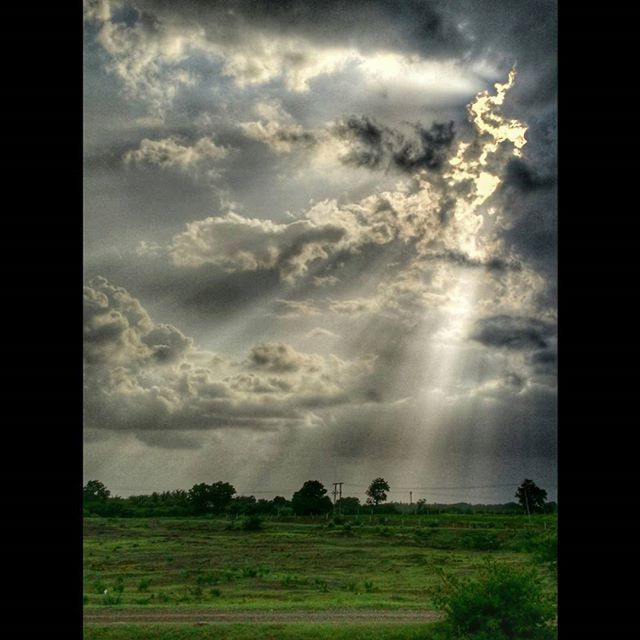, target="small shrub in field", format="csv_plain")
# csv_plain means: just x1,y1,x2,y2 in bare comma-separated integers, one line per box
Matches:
281,574,308,587
137,577,151,592
313,577,329,592
531,534,557,572
240,515,263,531
364,580,376,593
83,595,89,605
102,589,122,606
93,580,107,594
196,571,220,586
433,560,556,640
464,532,502,551
209,587,221,597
